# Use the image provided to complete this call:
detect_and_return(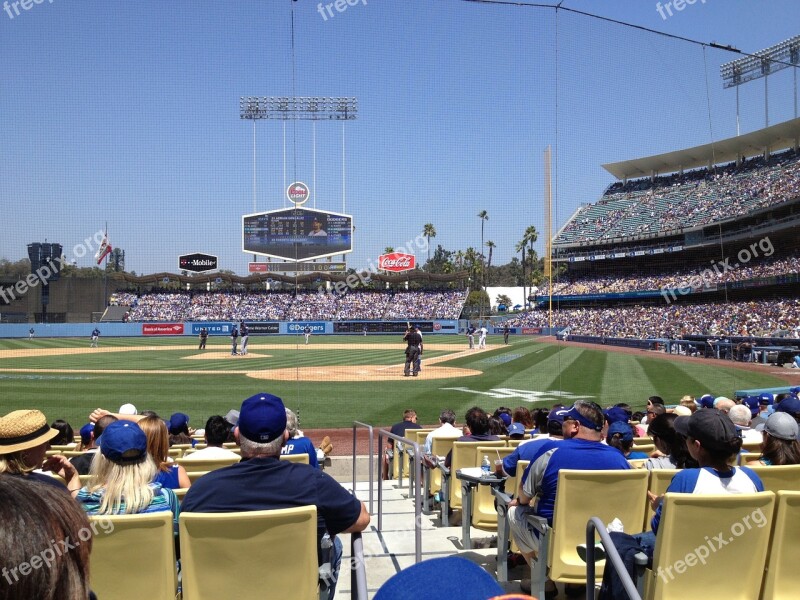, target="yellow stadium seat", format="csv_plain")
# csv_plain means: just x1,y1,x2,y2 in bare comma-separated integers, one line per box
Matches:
175,456,240,472
280,453,310,464
89,512,177,600
745,464,800,492
471,446,515,531
644,469,678,531
180,506,320,600
761,490,800,599
640,492,775,600
494,460,530,582
448,440,505,511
